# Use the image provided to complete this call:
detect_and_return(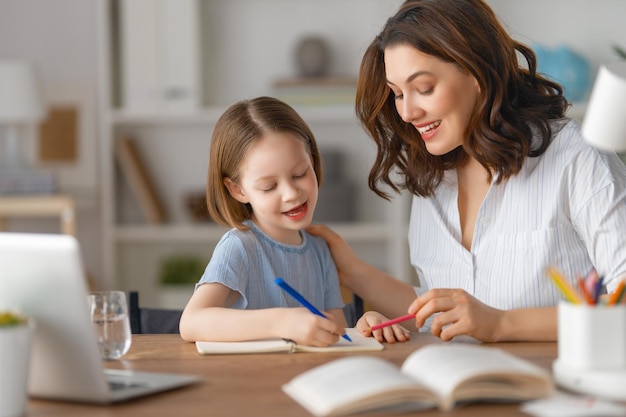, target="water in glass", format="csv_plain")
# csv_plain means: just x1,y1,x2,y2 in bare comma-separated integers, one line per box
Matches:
88,291,131,360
